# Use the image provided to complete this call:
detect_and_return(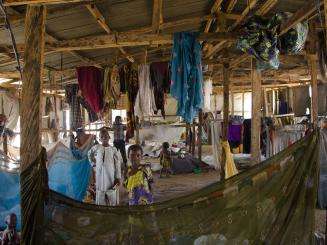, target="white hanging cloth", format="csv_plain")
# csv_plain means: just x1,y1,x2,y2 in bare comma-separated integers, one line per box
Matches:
134,64,157,119
203,78,212,112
